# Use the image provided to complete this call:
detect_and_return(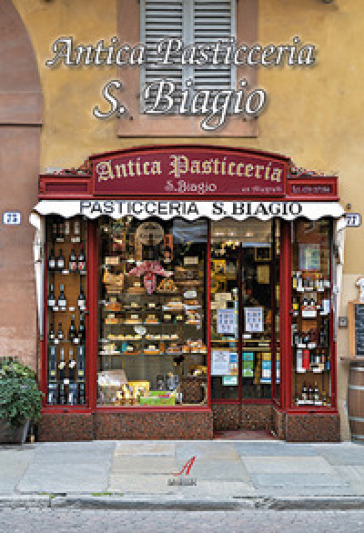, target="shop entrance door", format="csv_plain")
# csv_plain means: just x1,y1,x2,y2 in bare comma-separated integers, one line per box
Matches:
210,219,280,410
